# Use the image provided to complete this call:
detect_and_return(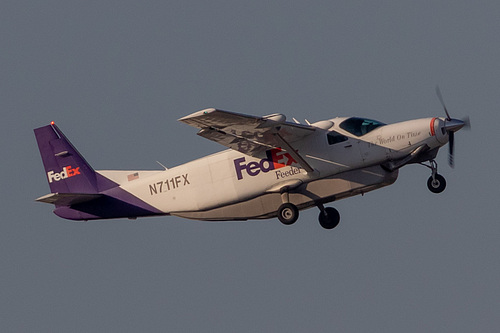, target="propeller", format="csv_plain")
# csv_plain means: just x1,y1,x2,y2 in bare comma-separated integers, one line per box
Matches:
448,130,455,167
435,86,471,168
